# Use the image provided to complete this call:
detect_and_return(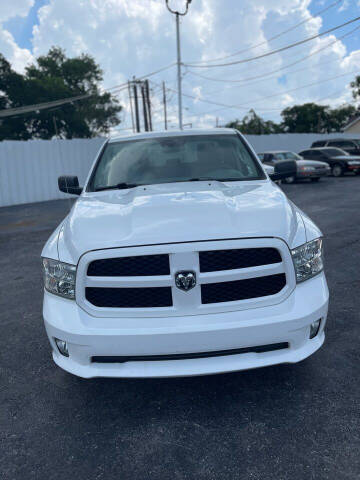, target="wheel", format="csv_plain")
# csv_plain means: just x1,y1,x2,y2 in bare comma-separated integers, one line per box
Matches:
311,177,320,182
283,175,296,184
355,170,360,176
332,164,343,177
